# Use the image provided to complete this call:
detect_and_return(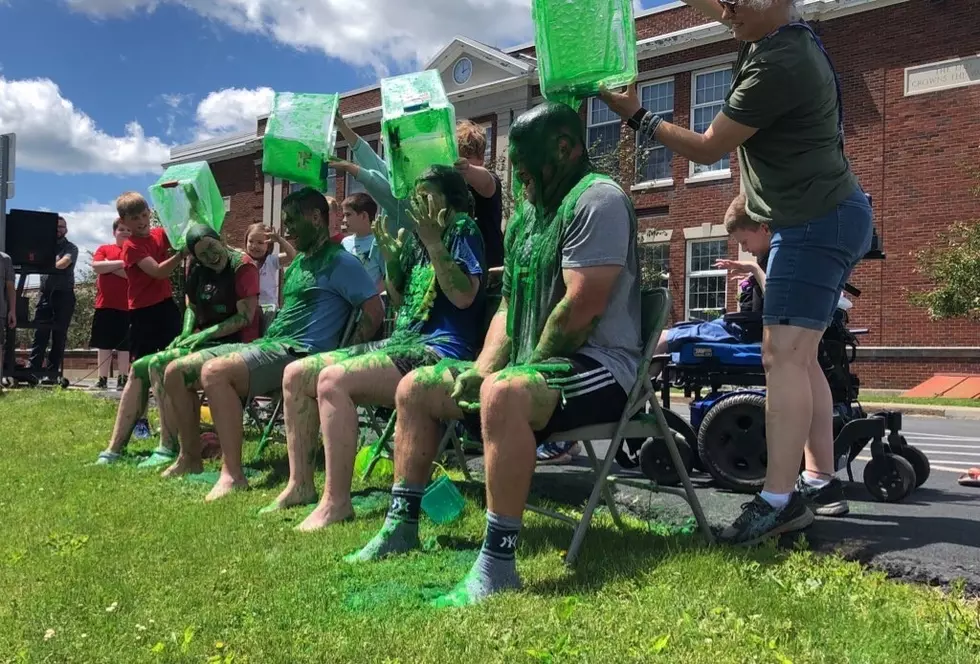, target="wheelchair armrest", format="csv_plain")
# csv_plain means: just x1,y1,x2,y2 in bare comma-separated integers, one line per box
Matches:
849,328,870,335
652,353,671,364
